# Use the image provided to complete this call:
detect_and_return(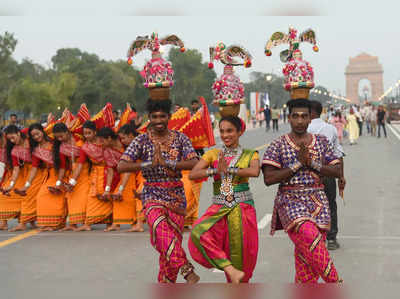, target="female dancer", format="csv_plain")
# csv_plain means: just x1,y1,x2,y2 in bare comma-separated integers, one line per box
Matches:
0,126,26,230
94,127,124,232
188,116,260,284
109,124,145,232
72,121,112,231
28,123,68,231
52,123,90,231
